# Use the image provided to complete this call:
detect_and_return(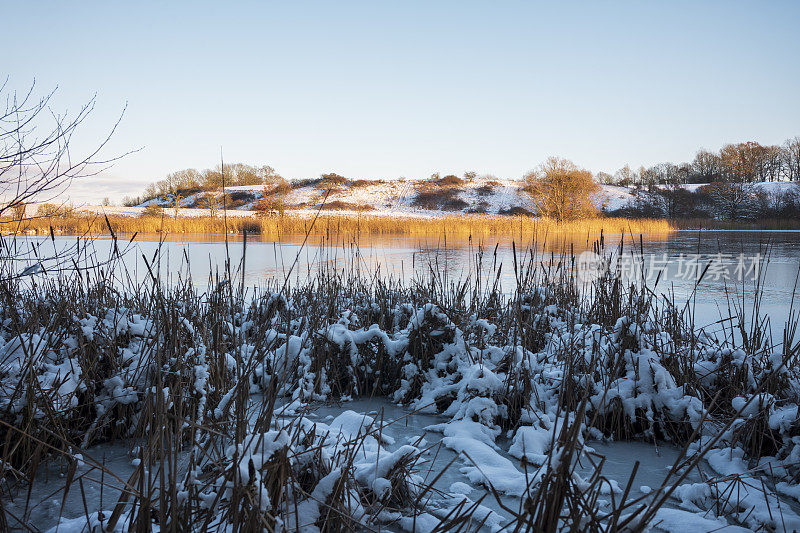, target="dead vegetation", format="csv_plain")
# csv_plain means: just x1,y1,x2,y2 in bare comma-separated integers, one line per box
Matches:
317,200,375,211
350,179,385,188
316,173,349,190
0,213,674,241
475,183,497,196
412,176,469,211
